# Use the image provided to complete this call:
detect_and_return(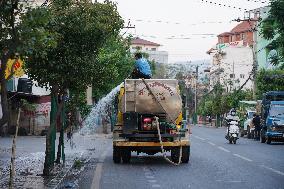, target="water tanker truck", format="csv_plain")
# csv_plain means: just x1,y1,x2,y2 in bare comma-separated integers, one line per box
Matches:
113,79,190,164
